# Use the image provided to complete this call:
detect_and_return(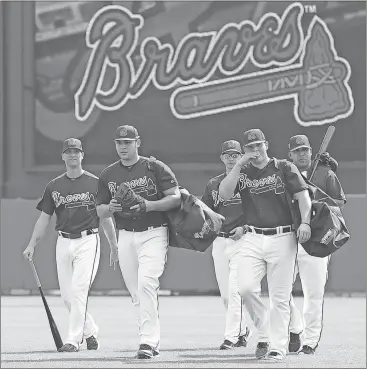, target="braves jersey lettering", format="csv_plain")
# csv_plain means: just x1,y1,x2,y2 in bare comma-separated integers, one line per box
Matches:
237,159,308,228
202,173,245,233
97,157,178,230
37,171,100,234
